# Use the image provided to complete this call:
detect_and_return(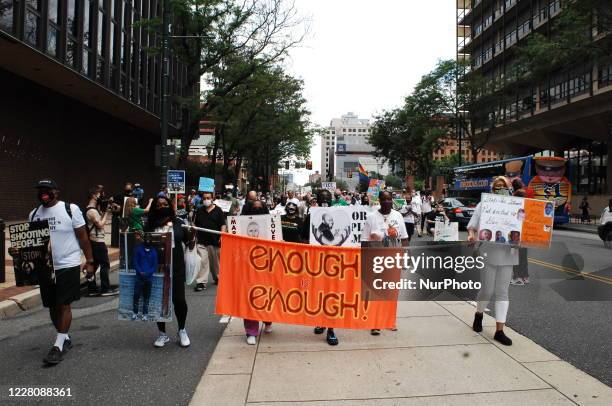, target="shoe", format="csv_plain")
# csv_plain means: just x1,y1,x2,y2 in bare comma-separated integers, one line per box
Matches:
389,327,398,331
213,279,219,285
43,346,63,365
521,277,530,284
131,313,139,321
194,283,206,292
178,329,191,347
473,313,483,333
494,330,513,346
510,278,524,286
314,327,326,335
246,335,257,345
142,315,149,322
326,329,339,346
264,324,273,334
100,288,119,296
371,329,381,336
87,290,101,297
63,338,72,352
154,333,170,348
